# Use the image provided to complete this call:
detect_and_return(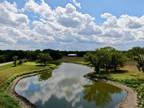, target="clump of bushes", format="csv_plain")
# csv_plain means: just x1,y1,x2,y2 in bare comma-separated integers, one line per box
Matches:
136,84,144,108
